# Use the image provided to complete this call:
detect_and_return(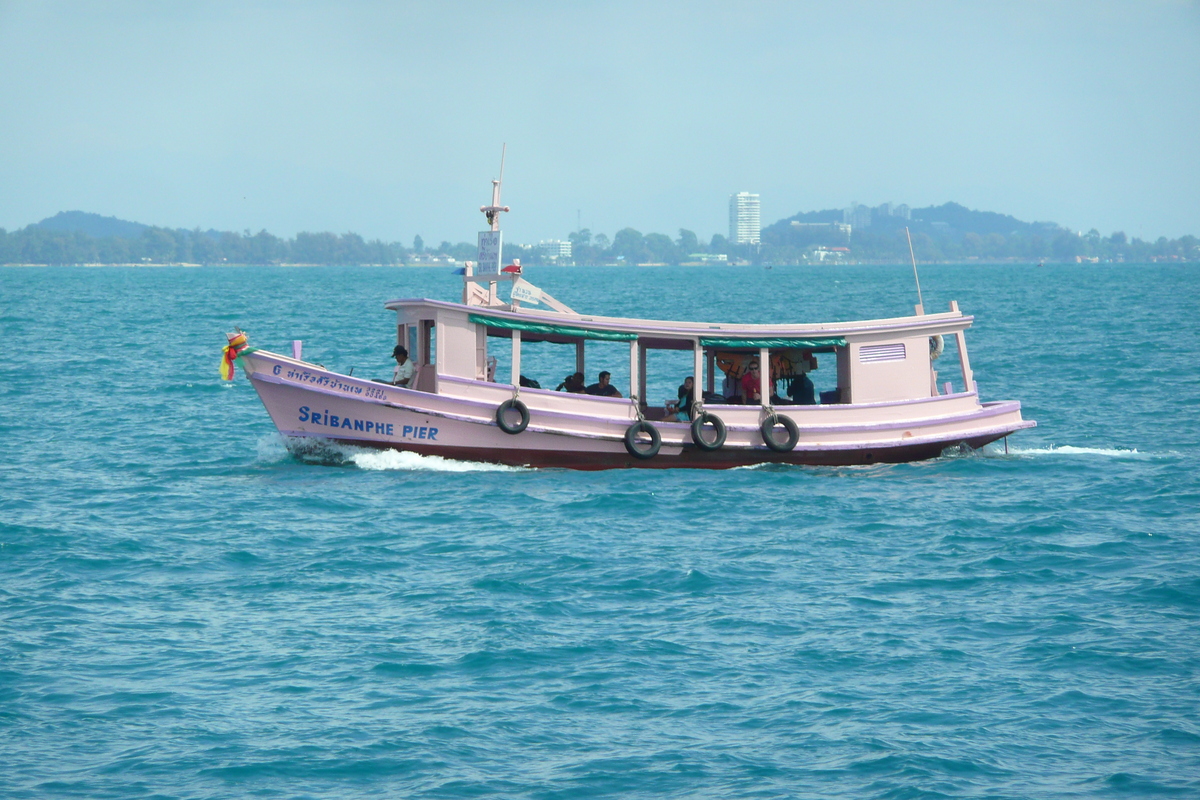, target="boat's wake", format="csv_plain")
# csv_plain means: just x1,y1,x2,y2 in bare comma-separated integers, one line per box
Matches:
255,435,523,472
999,443,1151,459
346,448,522,472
